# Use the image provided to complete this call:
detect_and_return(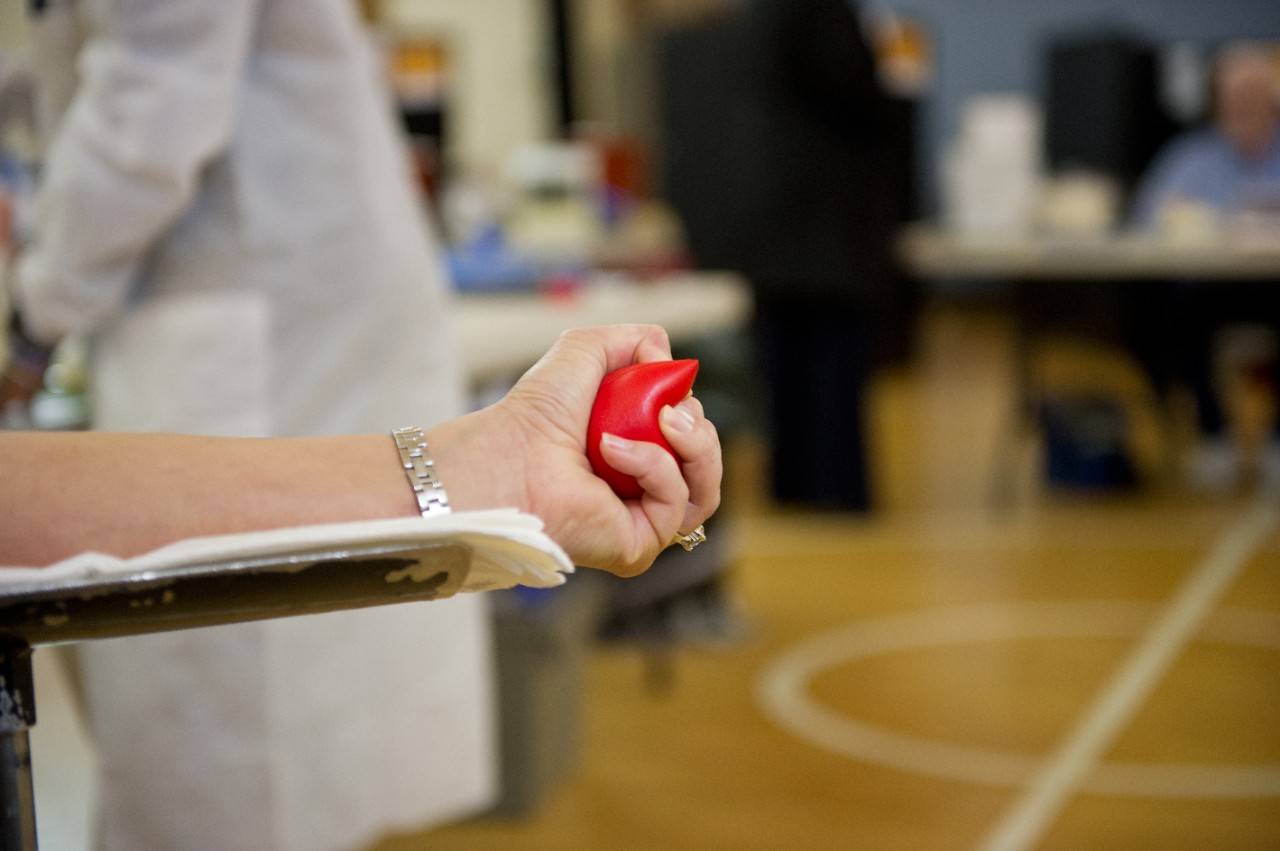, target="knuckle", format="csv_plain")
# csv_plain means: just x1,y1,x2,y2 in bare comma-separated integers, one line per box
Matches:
700,421,720,450
555,328,596,358
696,424,722,465
637,325,672,357
618,543,650,577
